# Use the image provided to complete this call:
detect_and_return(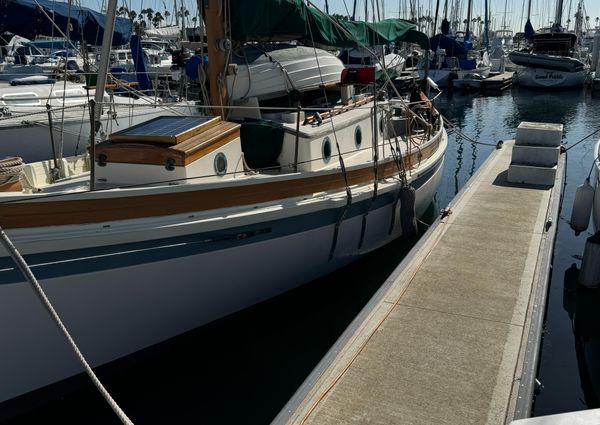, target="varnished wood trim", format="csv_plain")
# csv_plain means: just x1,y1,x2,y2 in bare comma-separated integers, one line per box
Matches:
95,143,185,167
0,131,442,229
303,96,374,125
0,180,22,192
96,122,241,167
184,130,240,165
